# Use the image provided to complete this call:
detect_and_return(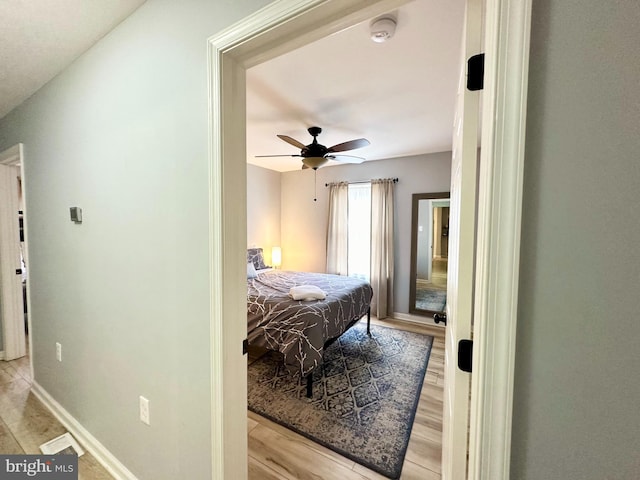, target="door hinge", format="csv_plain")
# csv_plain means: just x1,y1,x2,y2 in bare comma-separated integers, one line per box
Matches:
15,269,22,275
242,338,248,355
467,53,485,91
458,339,473,372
